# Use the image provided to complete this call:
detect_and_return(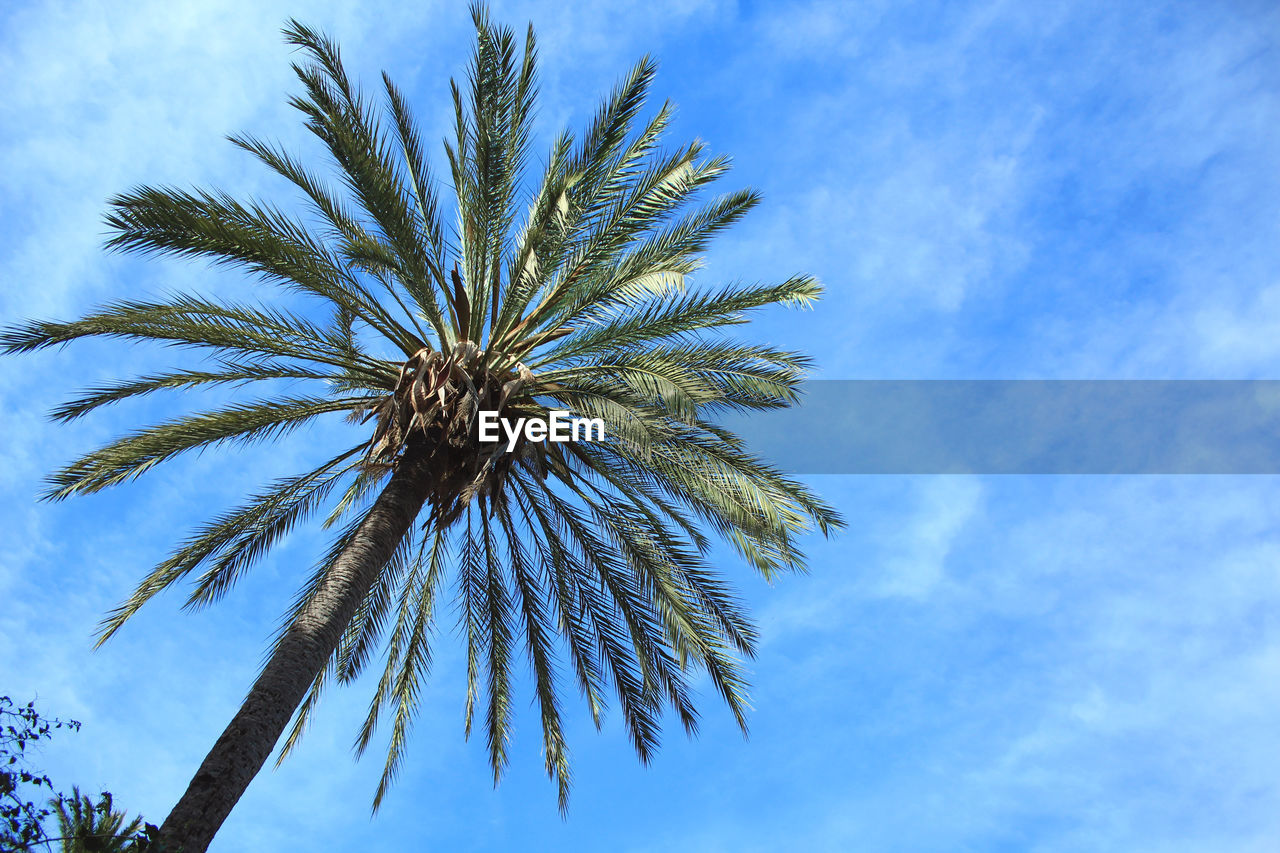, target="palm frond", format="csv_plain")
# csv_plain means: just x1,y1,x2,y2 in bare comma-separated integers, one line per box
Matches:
94,444,362,646
2,6,846,823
